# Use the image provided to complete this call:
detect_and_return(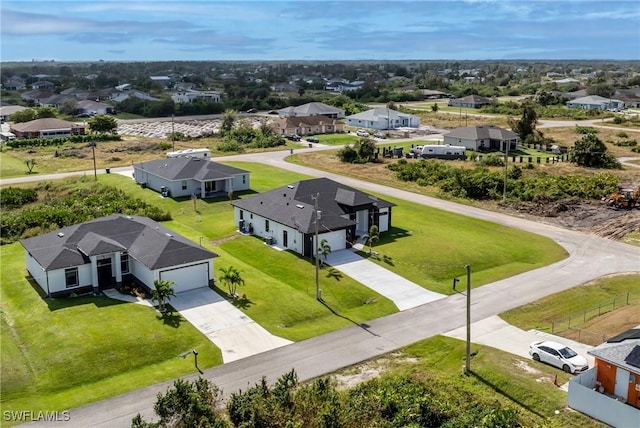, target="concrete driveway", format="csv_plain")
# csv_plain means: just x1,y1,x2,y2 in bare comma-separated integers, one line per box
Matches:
443,315,595,368
169,288,292,363
325,249,446,311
